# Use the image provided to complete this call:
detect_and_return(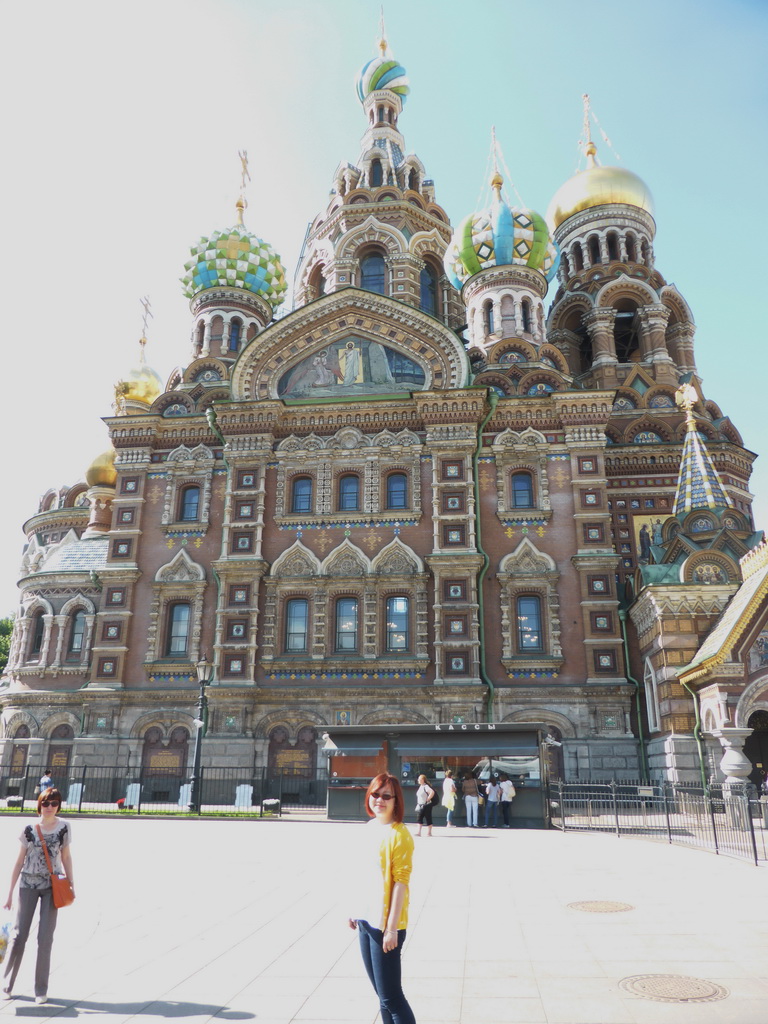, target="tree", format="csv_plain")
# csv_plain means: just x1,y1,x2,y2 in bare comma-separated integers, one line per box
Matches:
0,616,14,675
